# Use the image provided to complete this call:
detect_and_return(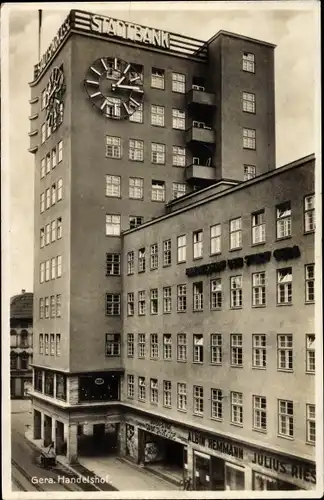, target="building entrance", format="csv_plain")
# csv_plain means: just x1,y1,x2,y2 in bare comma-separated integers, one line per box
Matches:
78,422,119,457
